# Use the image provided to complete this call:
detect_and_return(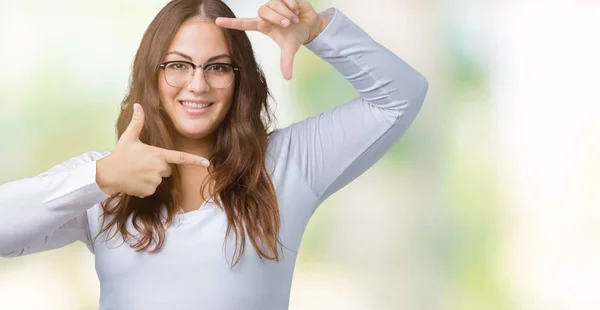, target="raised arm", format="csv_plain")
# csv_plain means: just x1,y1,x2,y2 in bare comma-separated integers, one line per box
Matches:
272,8,428,204
0,104,211,257
215,2,428,206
